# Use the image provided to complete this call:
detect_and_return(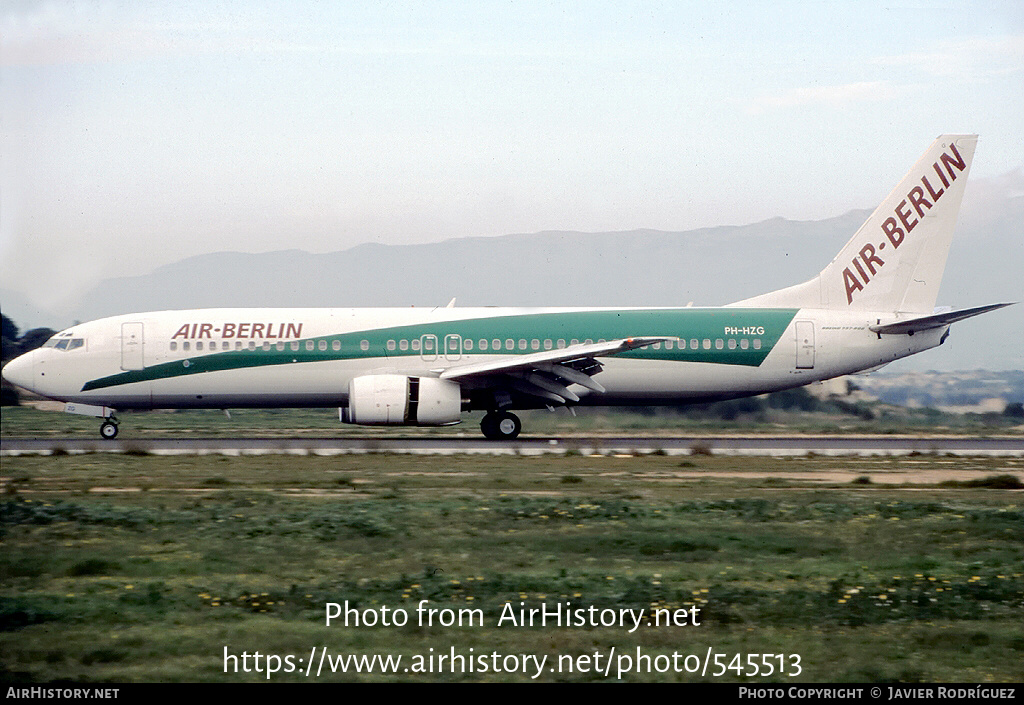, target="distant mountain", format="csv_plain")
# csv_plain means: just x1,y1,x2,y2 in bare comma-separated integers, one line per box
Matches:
7,171,1022,372
66,210,868,316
